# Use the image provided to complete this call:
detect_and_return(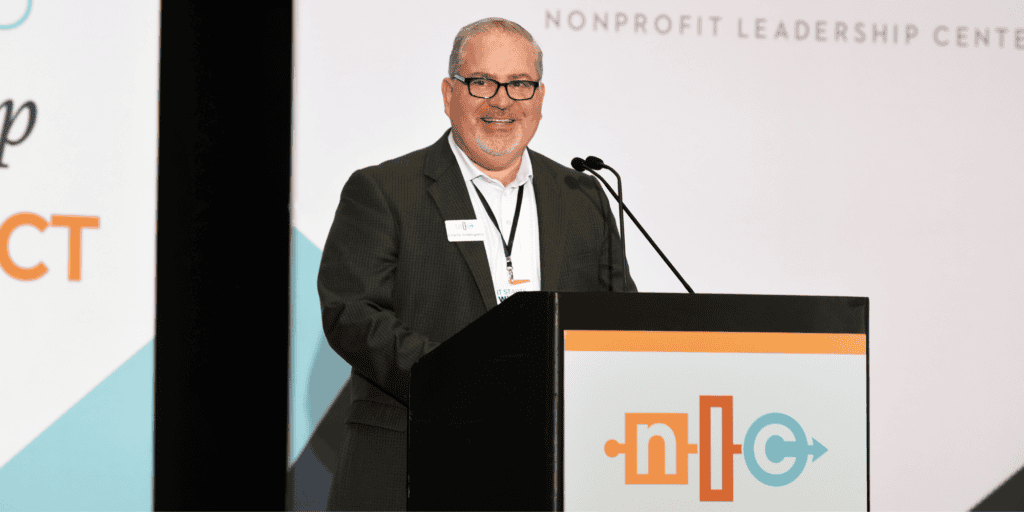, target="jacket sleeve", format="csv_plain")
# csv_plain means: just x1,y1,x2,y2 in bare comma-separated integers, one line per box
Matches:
316,169,435,407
